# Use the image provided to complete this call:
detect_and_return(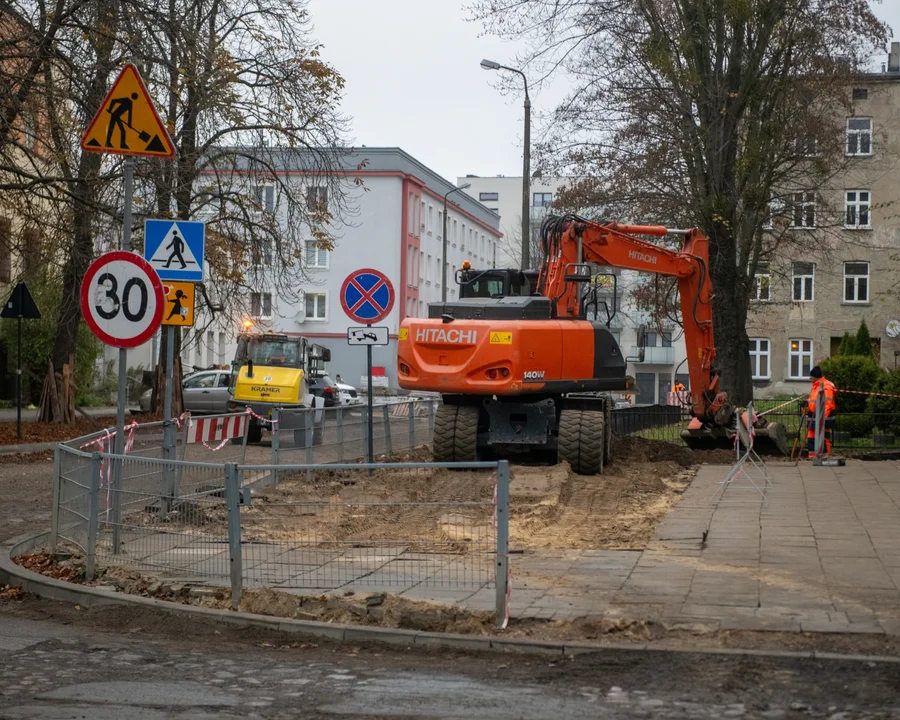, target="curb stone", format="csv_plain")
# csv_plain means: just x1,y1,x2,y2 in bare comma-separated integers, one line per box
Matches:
3,530,900,663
